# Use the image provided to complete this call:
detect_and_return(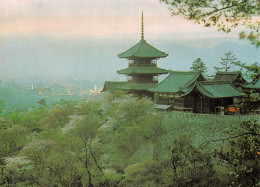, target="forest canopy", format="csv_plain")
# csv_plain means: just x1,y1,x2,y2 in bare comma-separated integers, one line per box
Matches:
0,92,259,186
